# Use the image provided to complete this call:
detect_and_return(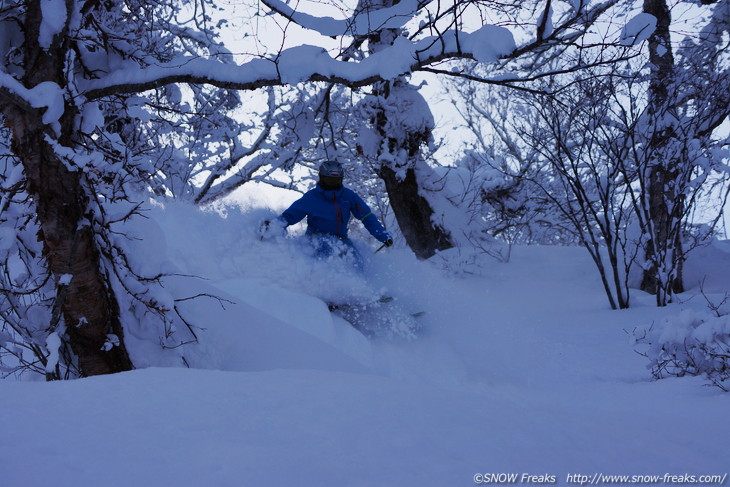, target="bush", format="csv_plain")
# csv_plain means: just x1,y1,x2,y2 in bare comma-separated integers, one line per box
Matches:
631,309,730,391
